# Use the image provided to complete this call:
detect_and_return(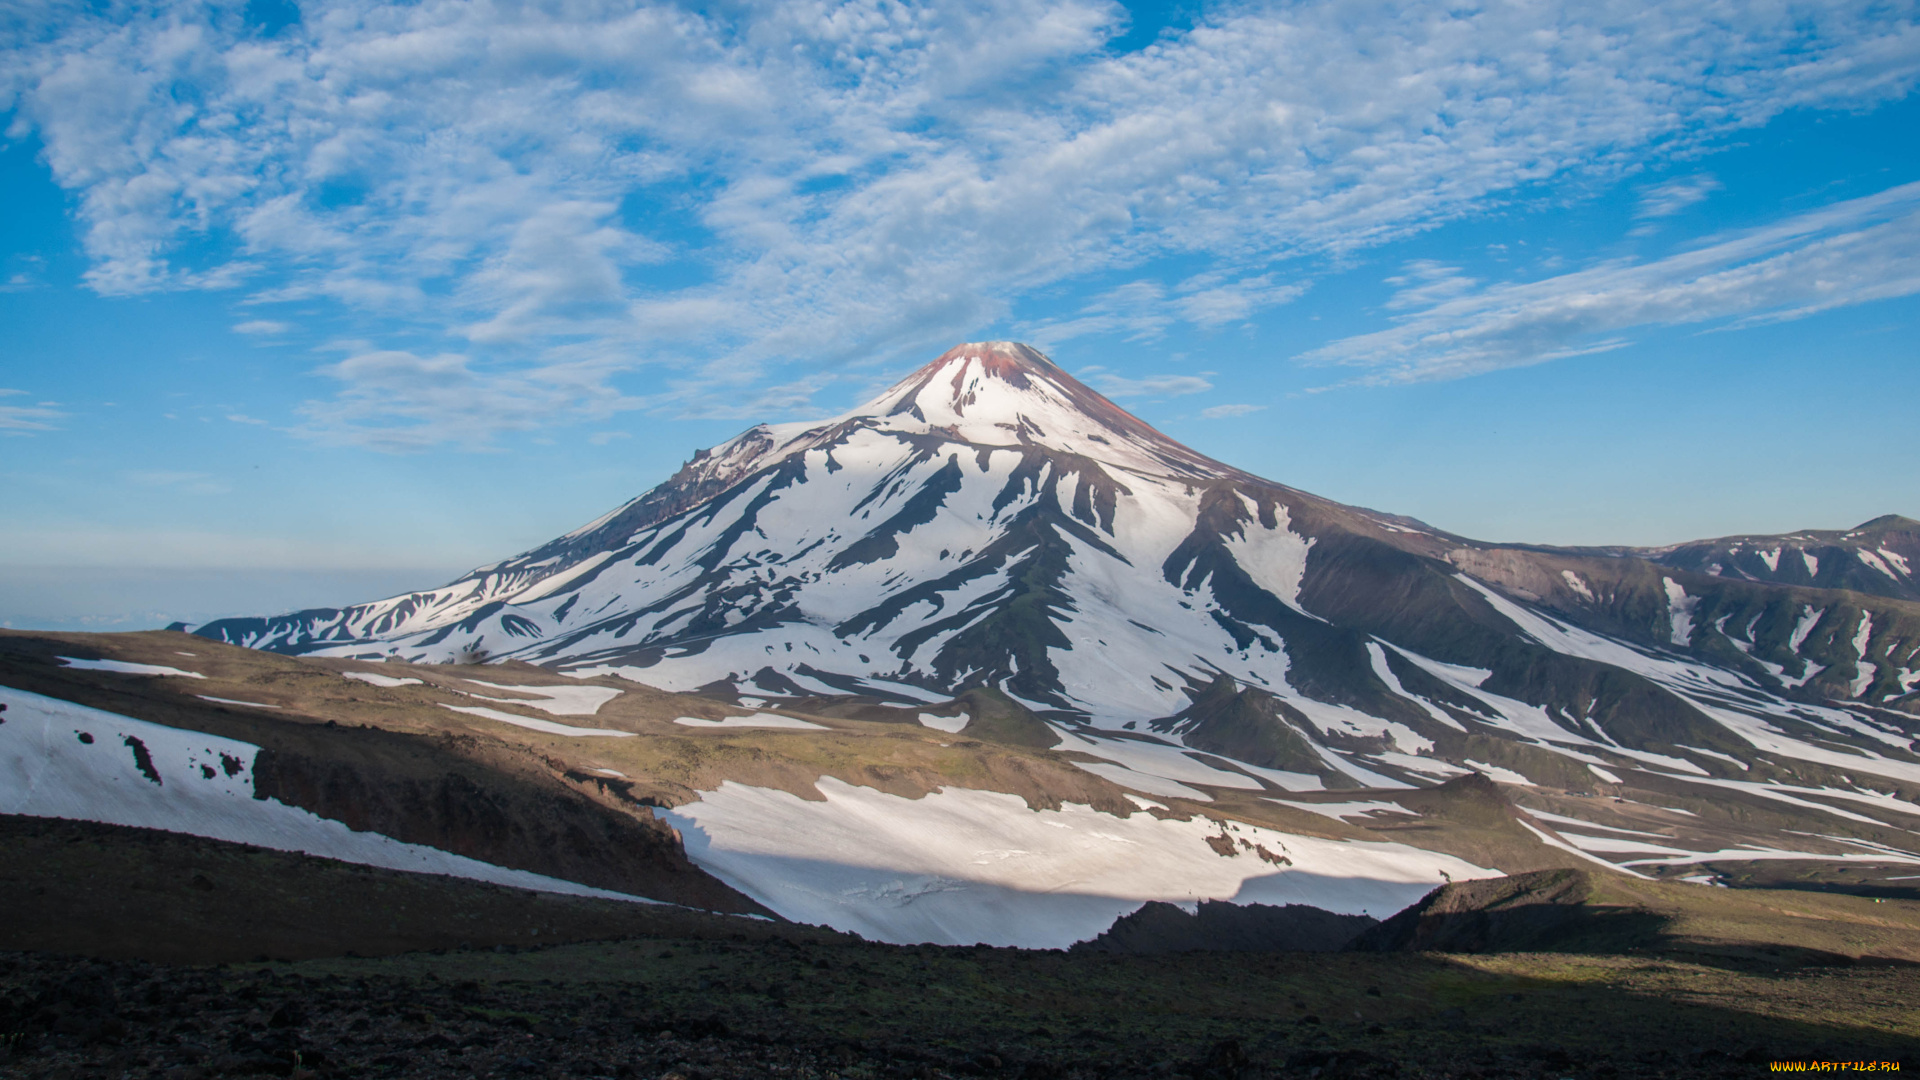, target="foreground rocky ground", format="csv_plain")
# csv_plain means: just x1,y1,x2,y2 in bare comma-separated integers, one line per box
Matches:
4,815,1919,1079
4,934,1916,1080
